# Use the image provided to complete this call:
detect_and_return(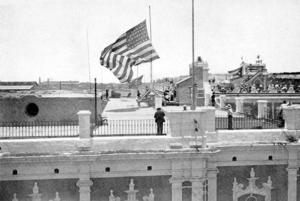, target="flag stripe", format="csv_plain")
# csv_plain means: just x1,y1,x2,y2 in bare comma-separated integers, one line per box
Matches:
121,68,134,83
113,56,126,75
136,54,160,65
138,49,158,60
128,43,153,58
114,45,128,54
121,41,152,56
112,38,127,51
118,59,132,80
